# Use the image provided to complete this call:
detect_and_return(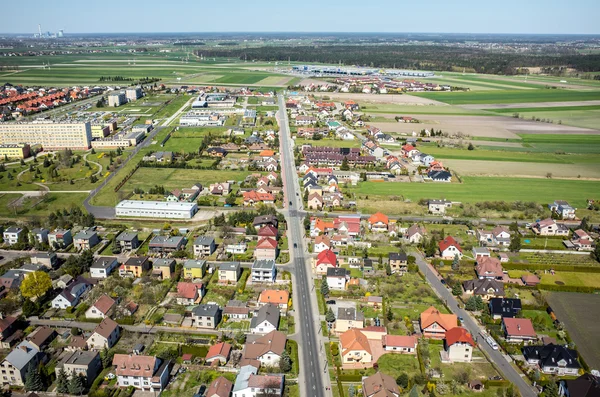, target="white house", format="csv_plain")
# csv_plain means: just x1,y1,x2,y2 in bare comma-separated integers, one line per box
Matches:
90,257,119,279
444,327,475,363
51,277,92,309
326,267,350,291
112,354,170,392
250,304,280,335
